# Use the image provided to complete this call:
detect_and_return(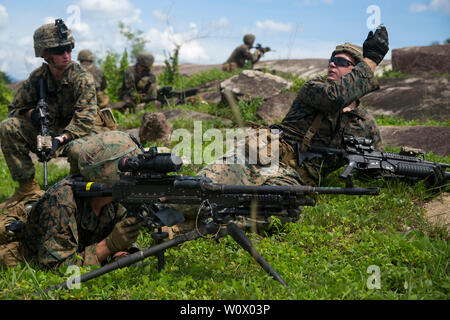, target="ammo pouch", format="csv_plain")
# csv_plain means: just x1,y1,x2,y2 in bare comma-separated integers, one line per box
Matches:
100,107,118,130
